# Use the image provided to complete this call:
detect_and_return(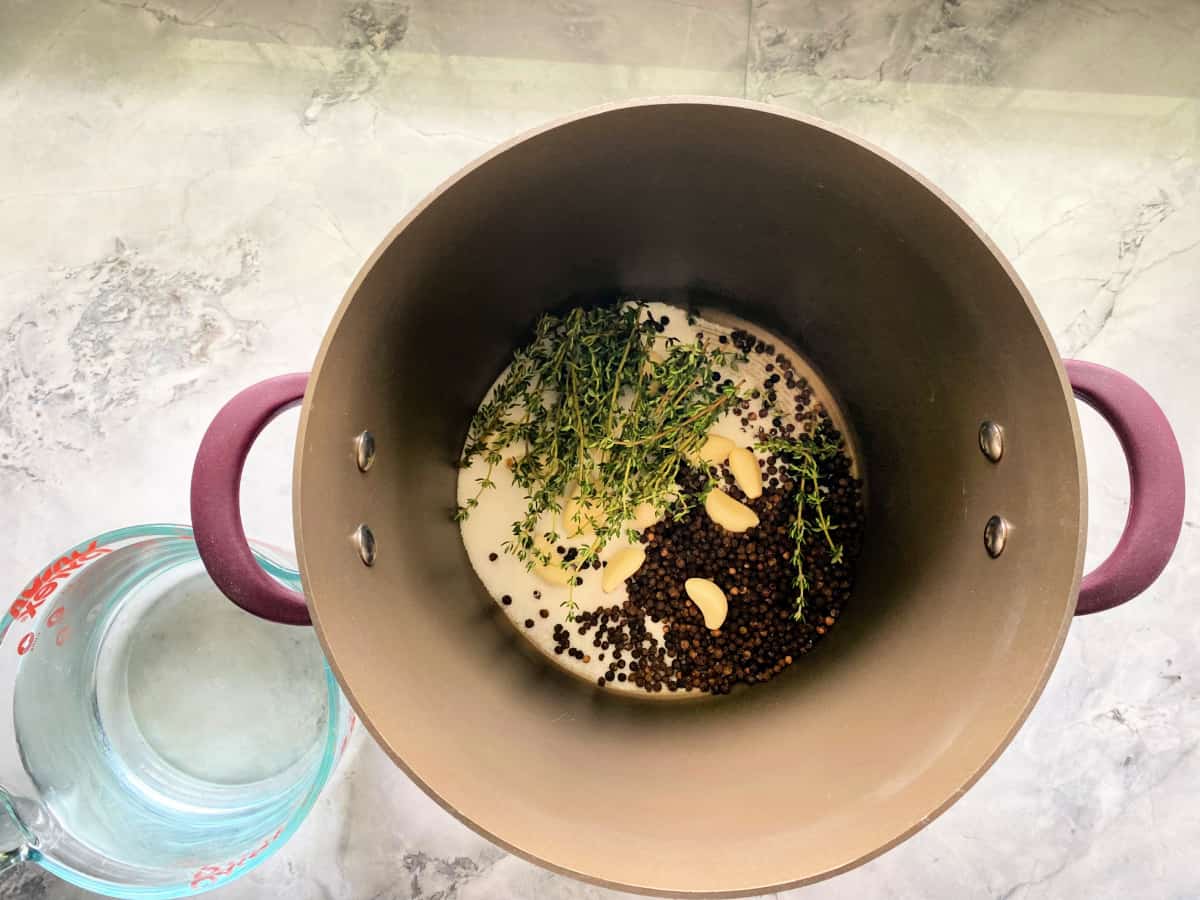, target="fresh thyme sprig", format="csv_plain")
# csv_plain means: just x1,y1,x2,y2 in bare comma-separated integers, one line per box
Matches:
456,303,745,618
758,423,846,619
